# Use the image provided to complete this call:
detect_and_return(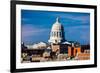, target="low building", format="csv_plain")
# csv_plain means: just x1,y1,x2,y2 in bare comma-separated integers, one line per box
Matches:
51,42,81,58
